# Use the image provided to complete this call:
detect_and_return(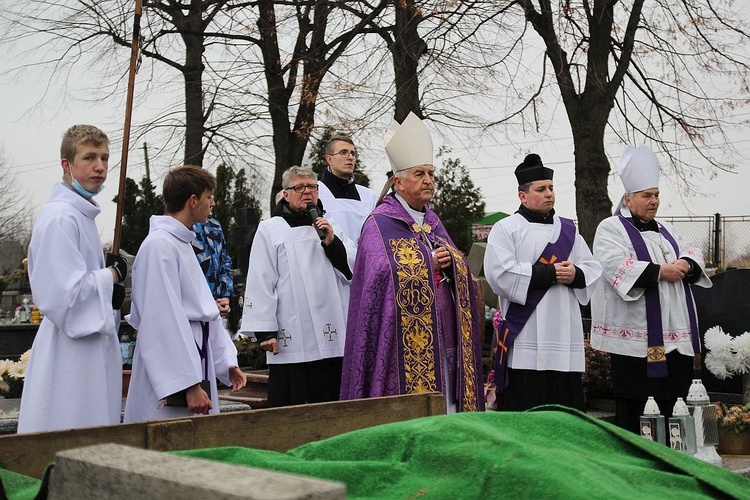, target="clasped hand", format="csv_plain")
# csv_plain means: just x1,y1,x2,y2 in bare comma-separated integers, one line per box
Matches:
660,259,690,282
432,247,452,271
554,261,576,285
